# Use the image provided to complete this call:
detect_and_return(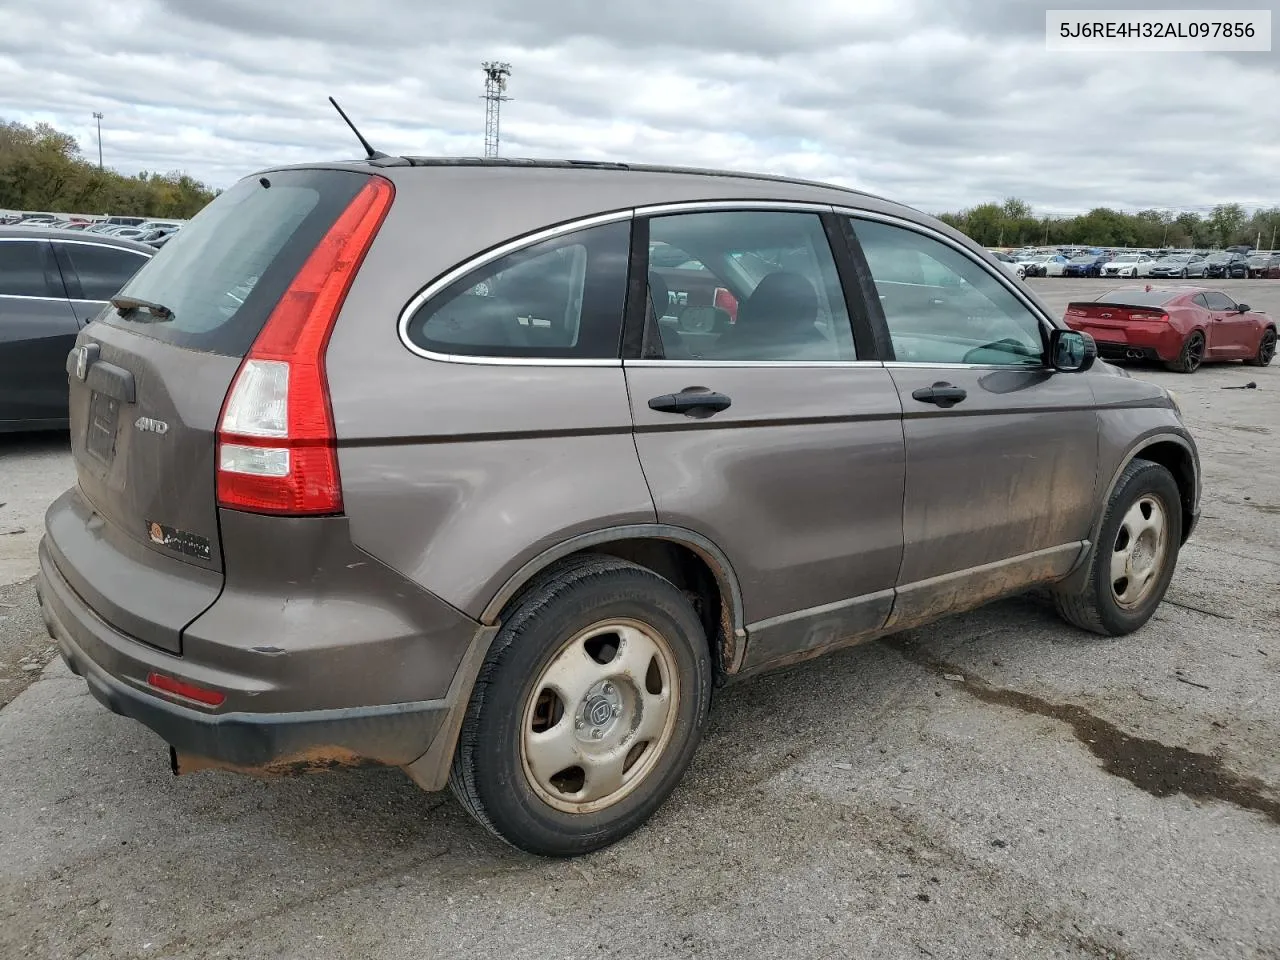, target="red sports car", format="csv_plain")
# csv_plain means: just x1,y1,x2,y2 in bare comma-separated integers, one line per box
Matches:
1064,285,1277,373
